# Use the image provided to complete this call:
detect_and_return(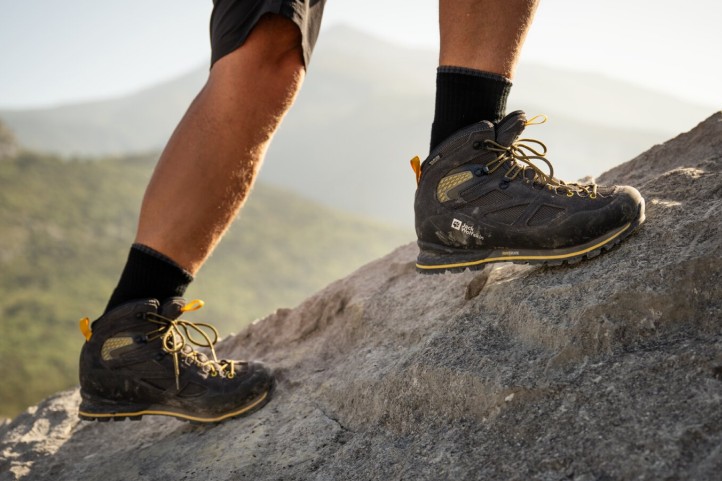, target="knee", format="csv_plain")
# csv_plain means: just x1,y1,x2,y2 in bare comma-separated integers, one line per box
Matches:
250,14,304,68
212,13,304,80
